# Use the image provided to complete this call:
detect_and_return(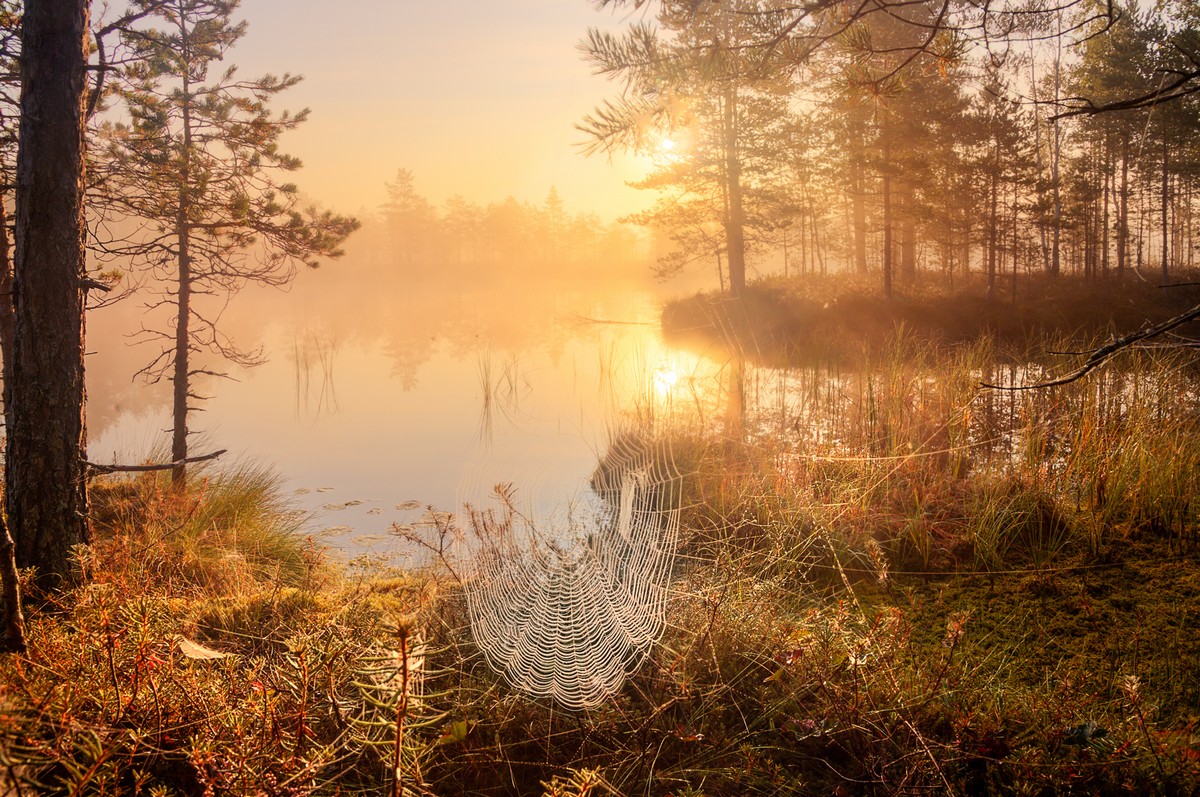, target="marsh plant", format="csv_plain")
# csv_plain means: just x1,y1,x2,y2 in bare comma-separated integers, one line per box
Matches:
1,328,1199,794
